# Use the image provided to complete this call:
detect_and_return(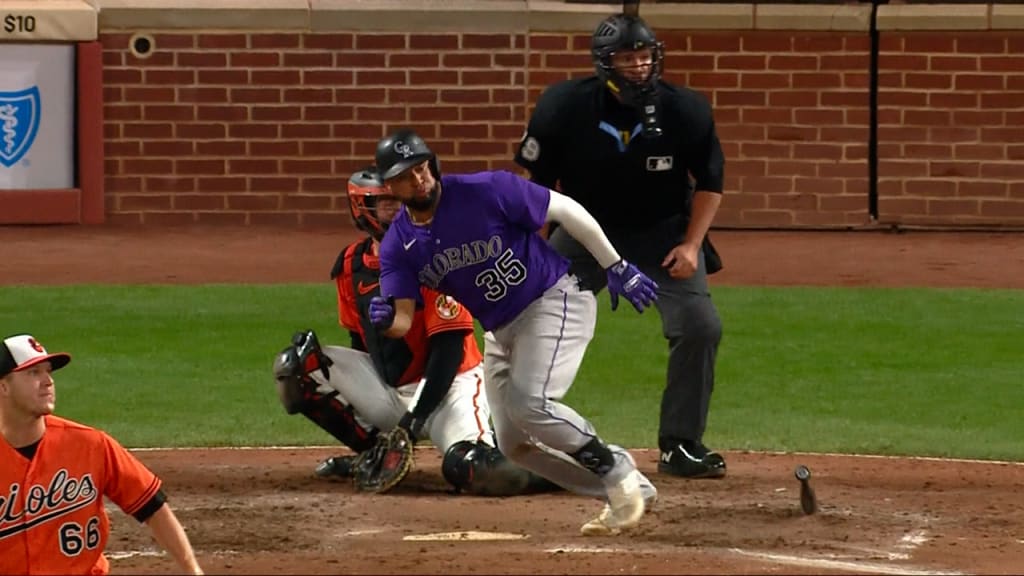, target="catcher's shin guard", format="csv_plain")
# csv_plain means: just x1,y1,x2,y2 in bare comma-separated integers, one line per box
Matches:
274,330,377,452
442,442,561,496
301,390,378,453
